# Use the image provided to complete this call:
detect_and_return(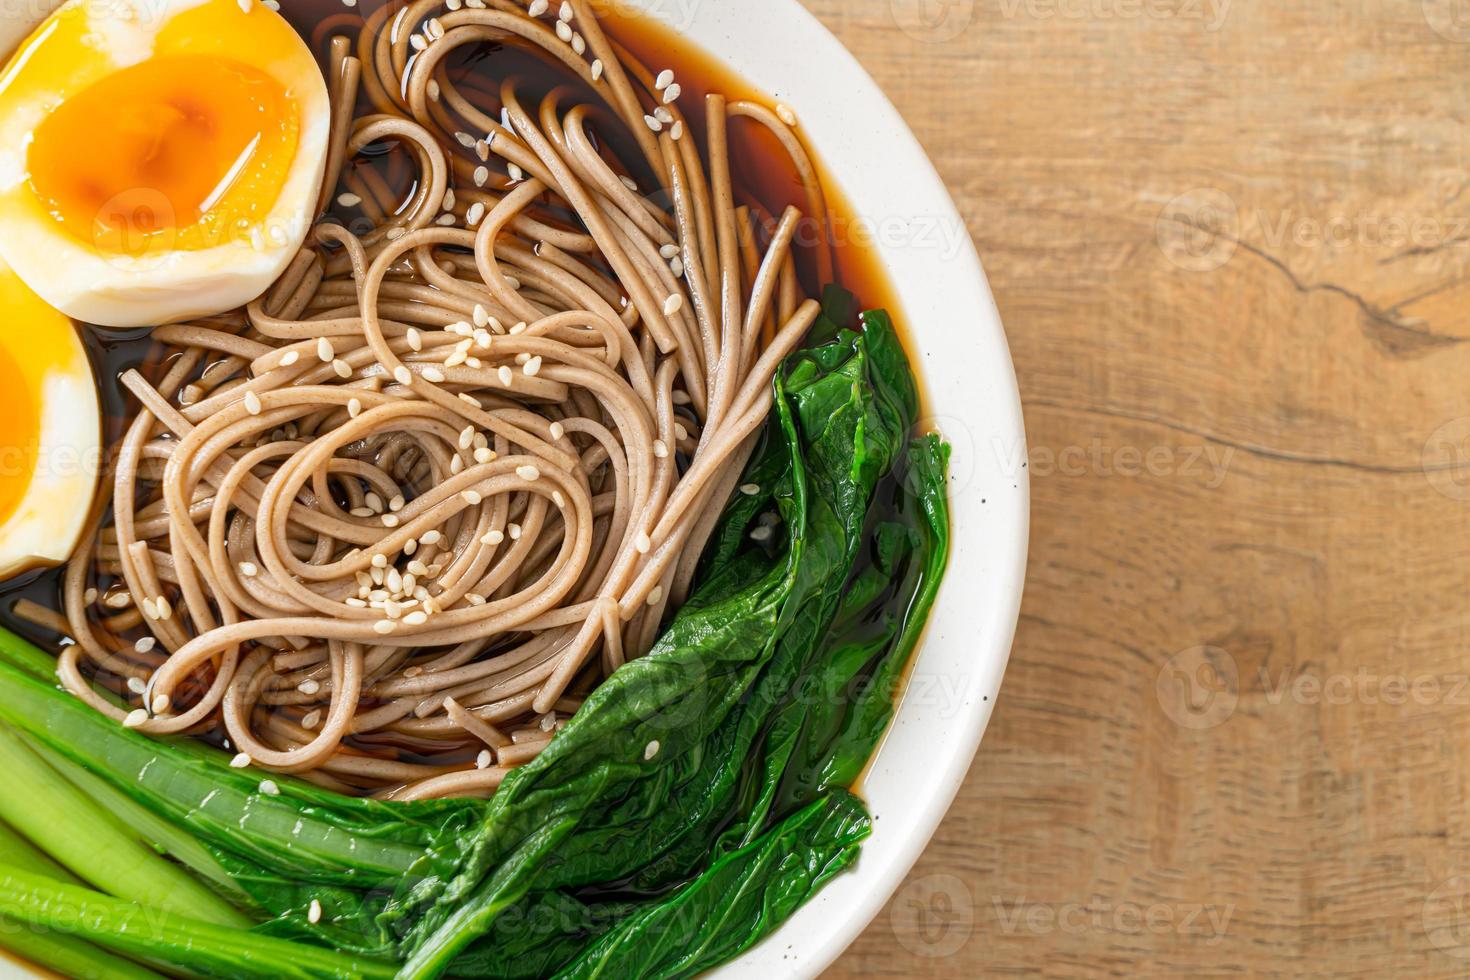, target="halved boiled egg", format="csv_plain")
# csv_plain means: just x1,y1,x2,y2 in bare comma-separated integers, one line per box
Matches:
0,0,329,328
0,257,100,579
